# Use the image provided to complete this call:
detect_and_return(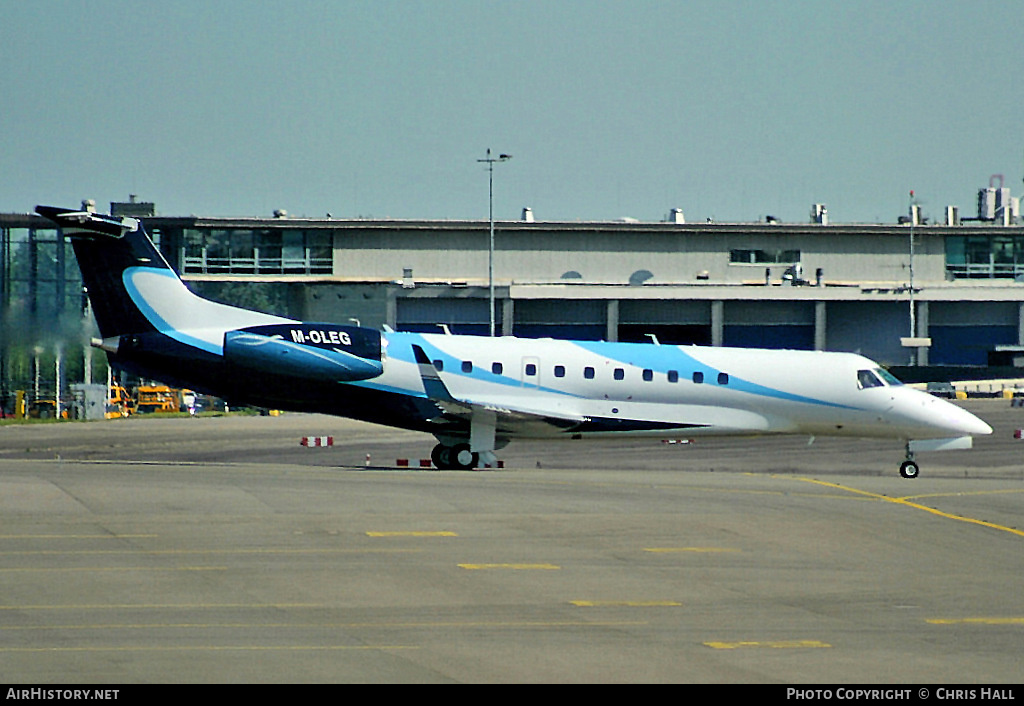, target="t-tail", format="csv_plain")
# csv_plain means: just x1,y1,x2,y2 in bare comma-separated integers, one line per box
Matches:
40,205,260,388
36,205,177,344
37,205,385,402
